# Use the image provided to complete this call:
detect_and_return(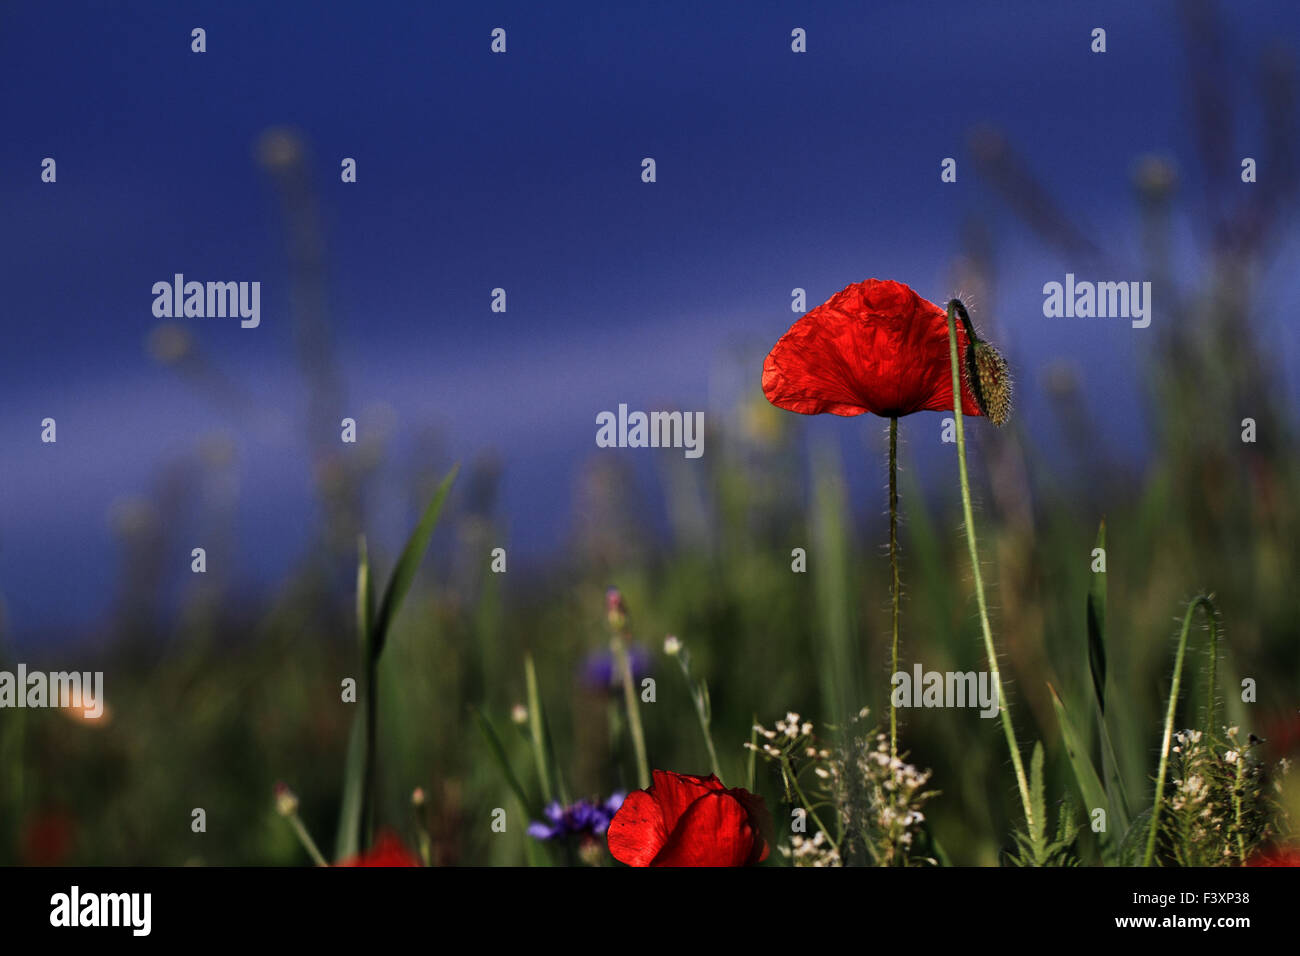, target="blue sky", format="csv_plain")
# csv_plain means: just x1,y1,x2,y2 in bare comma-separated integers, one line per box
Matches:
2,1,1297,639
